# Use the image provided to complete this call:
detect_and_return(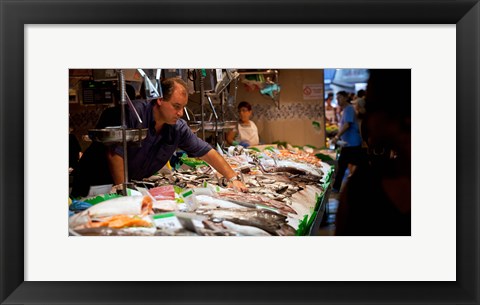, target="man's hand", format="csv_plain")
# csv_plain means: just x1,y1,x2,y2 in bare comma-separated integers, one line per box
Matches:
228,179,248,192
110,183,124,194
